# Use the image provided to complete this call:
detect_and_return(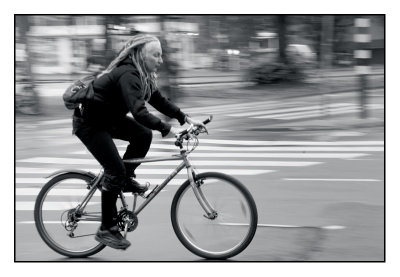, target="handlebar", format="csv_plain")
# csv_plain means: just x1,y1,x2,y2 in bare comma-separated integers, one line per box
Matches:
175,115,213,148
202,115,213,125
